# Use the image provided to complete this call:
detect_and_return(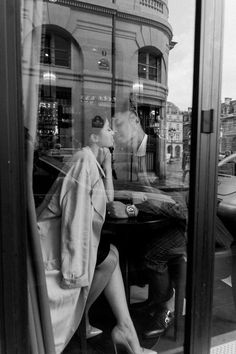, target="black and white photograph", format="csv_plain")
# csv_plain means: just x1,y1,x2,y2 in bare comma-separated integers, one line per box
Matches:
1,0,236,353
